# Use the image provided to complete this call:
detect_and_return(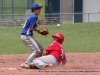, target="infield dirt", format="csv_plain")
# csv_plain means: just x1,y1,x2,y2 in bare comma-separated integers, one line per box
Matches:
0,53,100,75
